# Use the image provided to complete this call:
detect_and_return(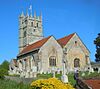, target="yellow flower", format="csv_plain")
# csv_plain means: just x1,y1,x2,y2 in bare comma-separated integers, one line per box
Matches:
30,78,75,89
